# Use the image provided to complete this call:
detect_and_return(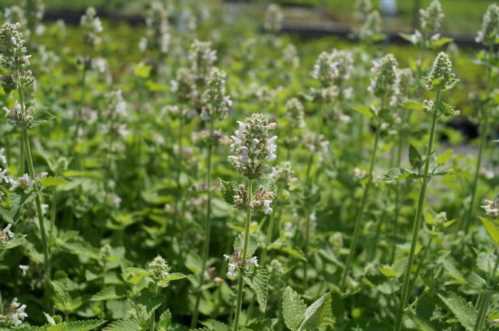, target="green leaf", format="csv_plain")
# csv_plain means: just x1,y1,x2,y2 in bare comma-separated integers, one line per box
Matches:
50,281,83,313
403,100,426,112
282,287,306,331
438,294,477,331
165,272,187,282
201,319,230,331
123,267,149,285
298,293,333,331
409,144,423,170
157,310,172,331
46,320,106,331
133,63,151,79
379,265,399,278
90,287,125,302
103,320,141,331
480,217,499,247
431,37,453,49
441,257,466,285
40,176,68,188
353,105,373,118
247,267,270,312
